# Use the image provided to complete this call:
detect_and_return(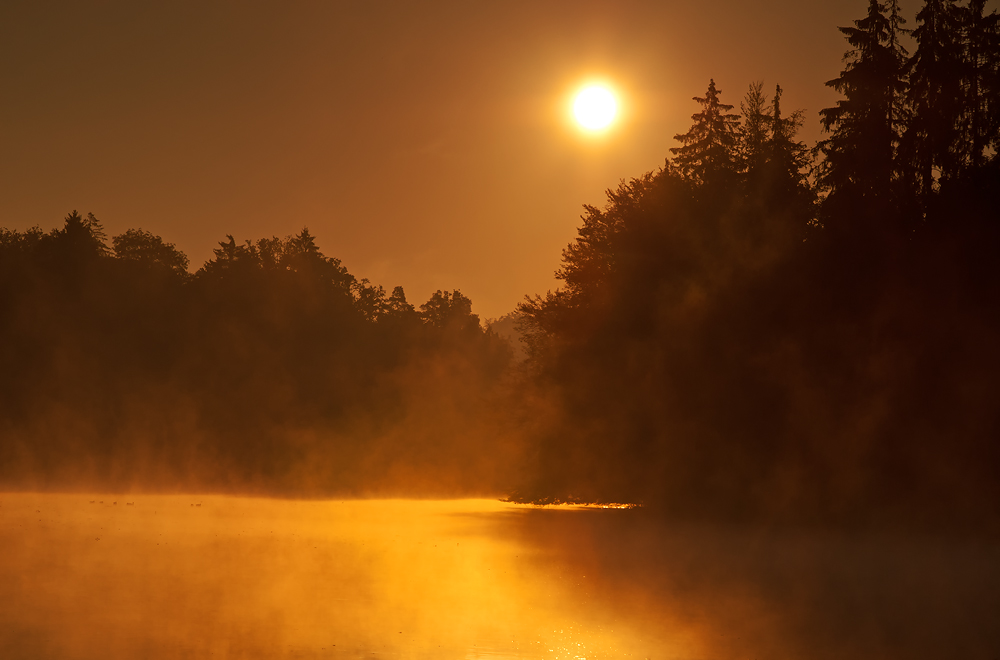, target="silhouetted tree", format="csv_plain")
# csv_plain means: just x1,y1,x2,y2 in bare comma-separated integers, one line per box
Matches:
513,55,1000,526
737,82,812,210
198,235,259,278
112,228,189,276
0,226,43,255
557,174,660,306
1,212,517,496
353,279,387,322
383,285,418,325
282,228,355,292
37,211,110,270
671,79,741,185
903,0,966,199
7,0,1000,519
818,0,909,214
738,81,771,177
420,289,480,333
962,0,1000,167
767,85,814,205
